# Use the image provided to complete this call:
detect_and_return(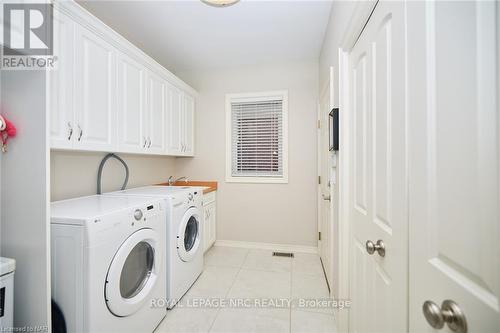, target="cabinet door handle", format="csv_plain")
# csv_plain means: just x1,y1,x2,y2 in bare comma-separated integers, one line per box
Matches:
148,137,152,148
77,124,83,141
143,137,147,148
67,122,73,141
